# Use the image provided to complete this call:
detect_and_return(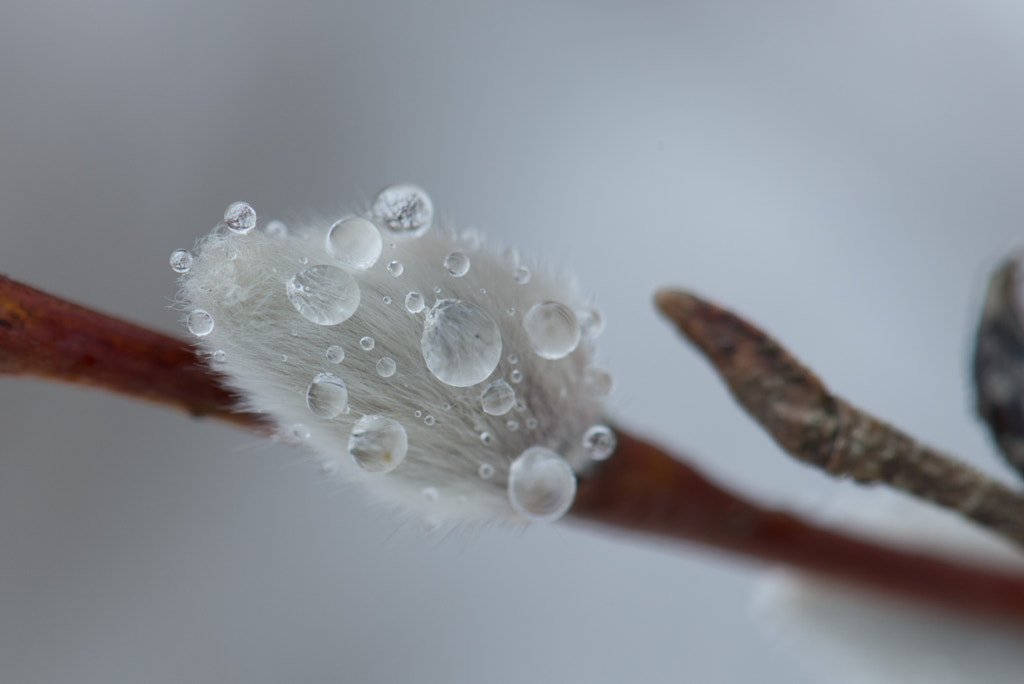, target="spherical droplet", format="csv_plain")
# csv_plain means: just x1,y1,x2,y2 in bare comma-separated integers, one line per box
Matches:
348,415,408,472
376,357,396,377
443,251,470,277
583,425,617,461
421,299,502,387
382,296,392,304
584,367,614,398
326,216,382,270
513,266,531,284
405,291,425,314
326,345,345,363
224,201,257,234
371,184,433,238
480,379,516,416
211,349,226,362
169,249,194,273
508,447,577,523
387,260,404,277
478,463,495,480
506,419,520,432
523,301,580,360
480,431,493,445
510,369,523,384
360,336,375,351
305,372,349,418
286,265,361,326
187,309,214,337
414,410,422,418
577,307,605,340
291,423,310,440
265,220,288,239
423,414,435,426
